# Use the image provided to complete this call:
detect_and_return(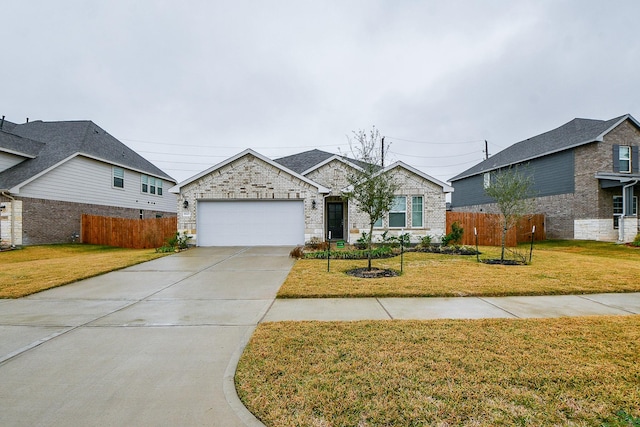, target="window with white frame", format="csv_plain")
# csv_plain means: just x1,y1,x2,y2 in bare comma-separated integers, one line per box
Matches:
113,167,124,188
619,146,631,173
411,196,423,227
141,175,163,196
373,216,383,228
389,196,407,228
483,172,491,188
613,195,638,229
